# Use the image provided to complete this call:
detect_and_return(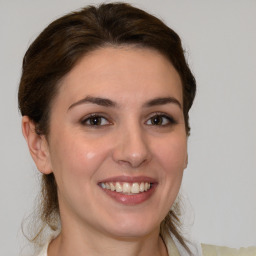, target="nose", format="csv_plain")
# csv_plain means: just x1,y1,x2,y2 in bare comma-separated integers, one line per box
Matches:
112,123,152,168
